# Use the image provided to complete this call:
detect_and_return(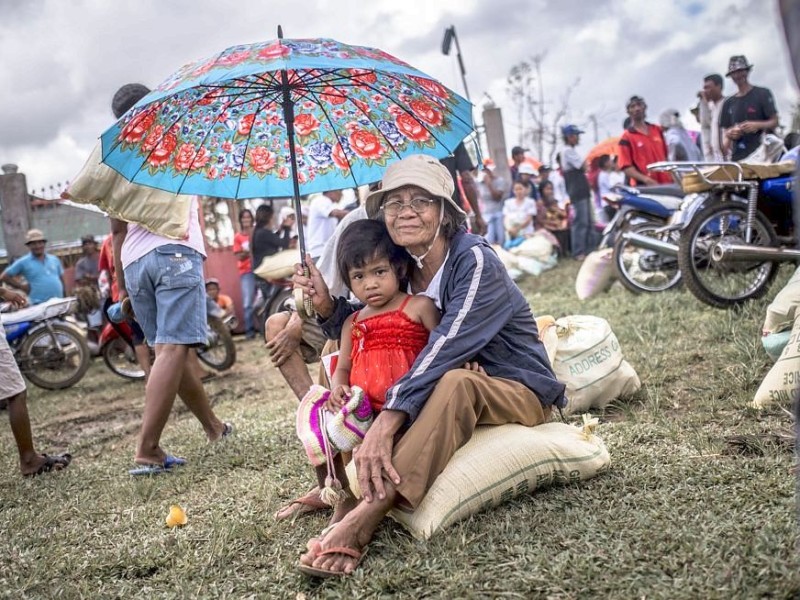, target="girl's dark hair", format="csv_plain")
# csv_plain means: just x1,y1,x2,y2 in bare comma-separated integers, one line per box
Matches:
239,208,254,228
254,204,274,230
538,180,554,197
336,220,409,289
598,154,612,170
